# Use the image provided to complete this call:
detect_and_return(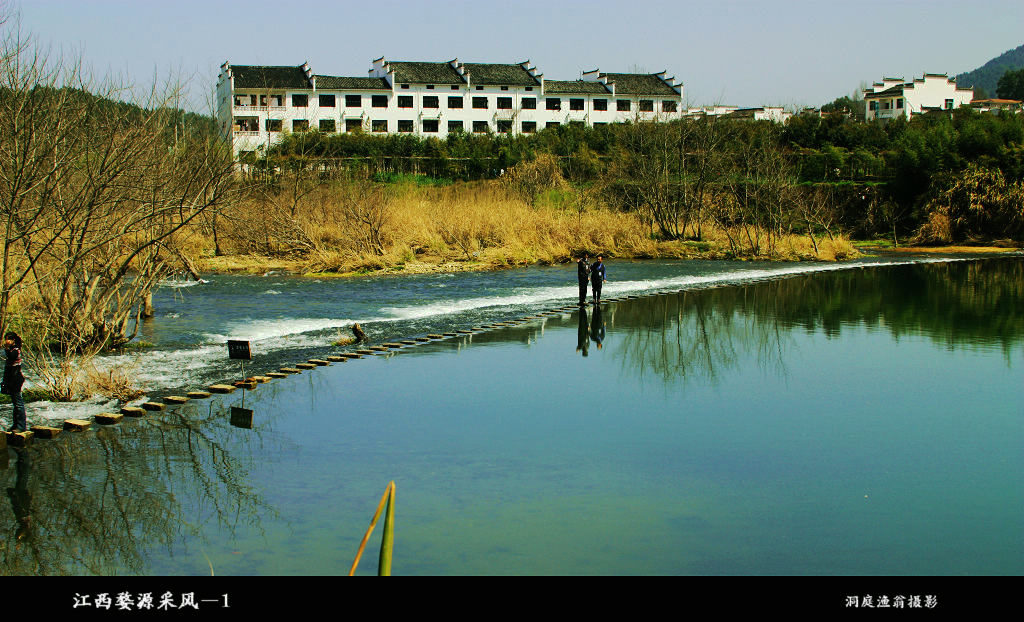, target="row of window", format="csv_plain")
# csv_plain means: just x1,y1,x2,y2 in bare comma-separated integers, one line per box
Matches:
261,119,611,133
243,93,677,112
